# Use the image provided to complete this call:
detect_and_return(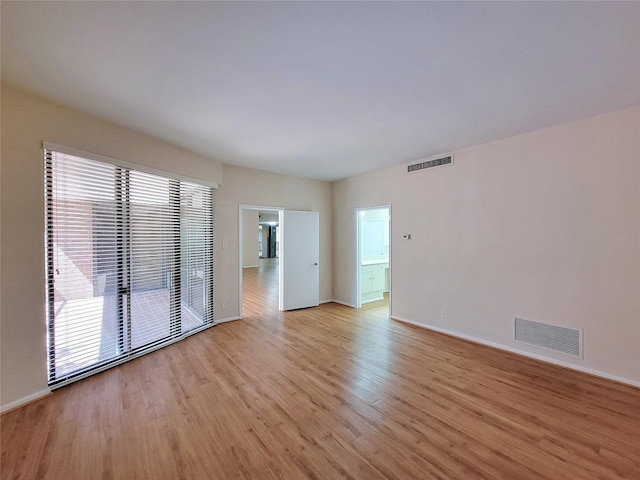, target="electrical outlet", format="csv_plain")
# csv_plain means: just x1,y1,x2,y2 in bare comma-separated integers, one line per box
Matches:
439,307,446,319
222,301,228,310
